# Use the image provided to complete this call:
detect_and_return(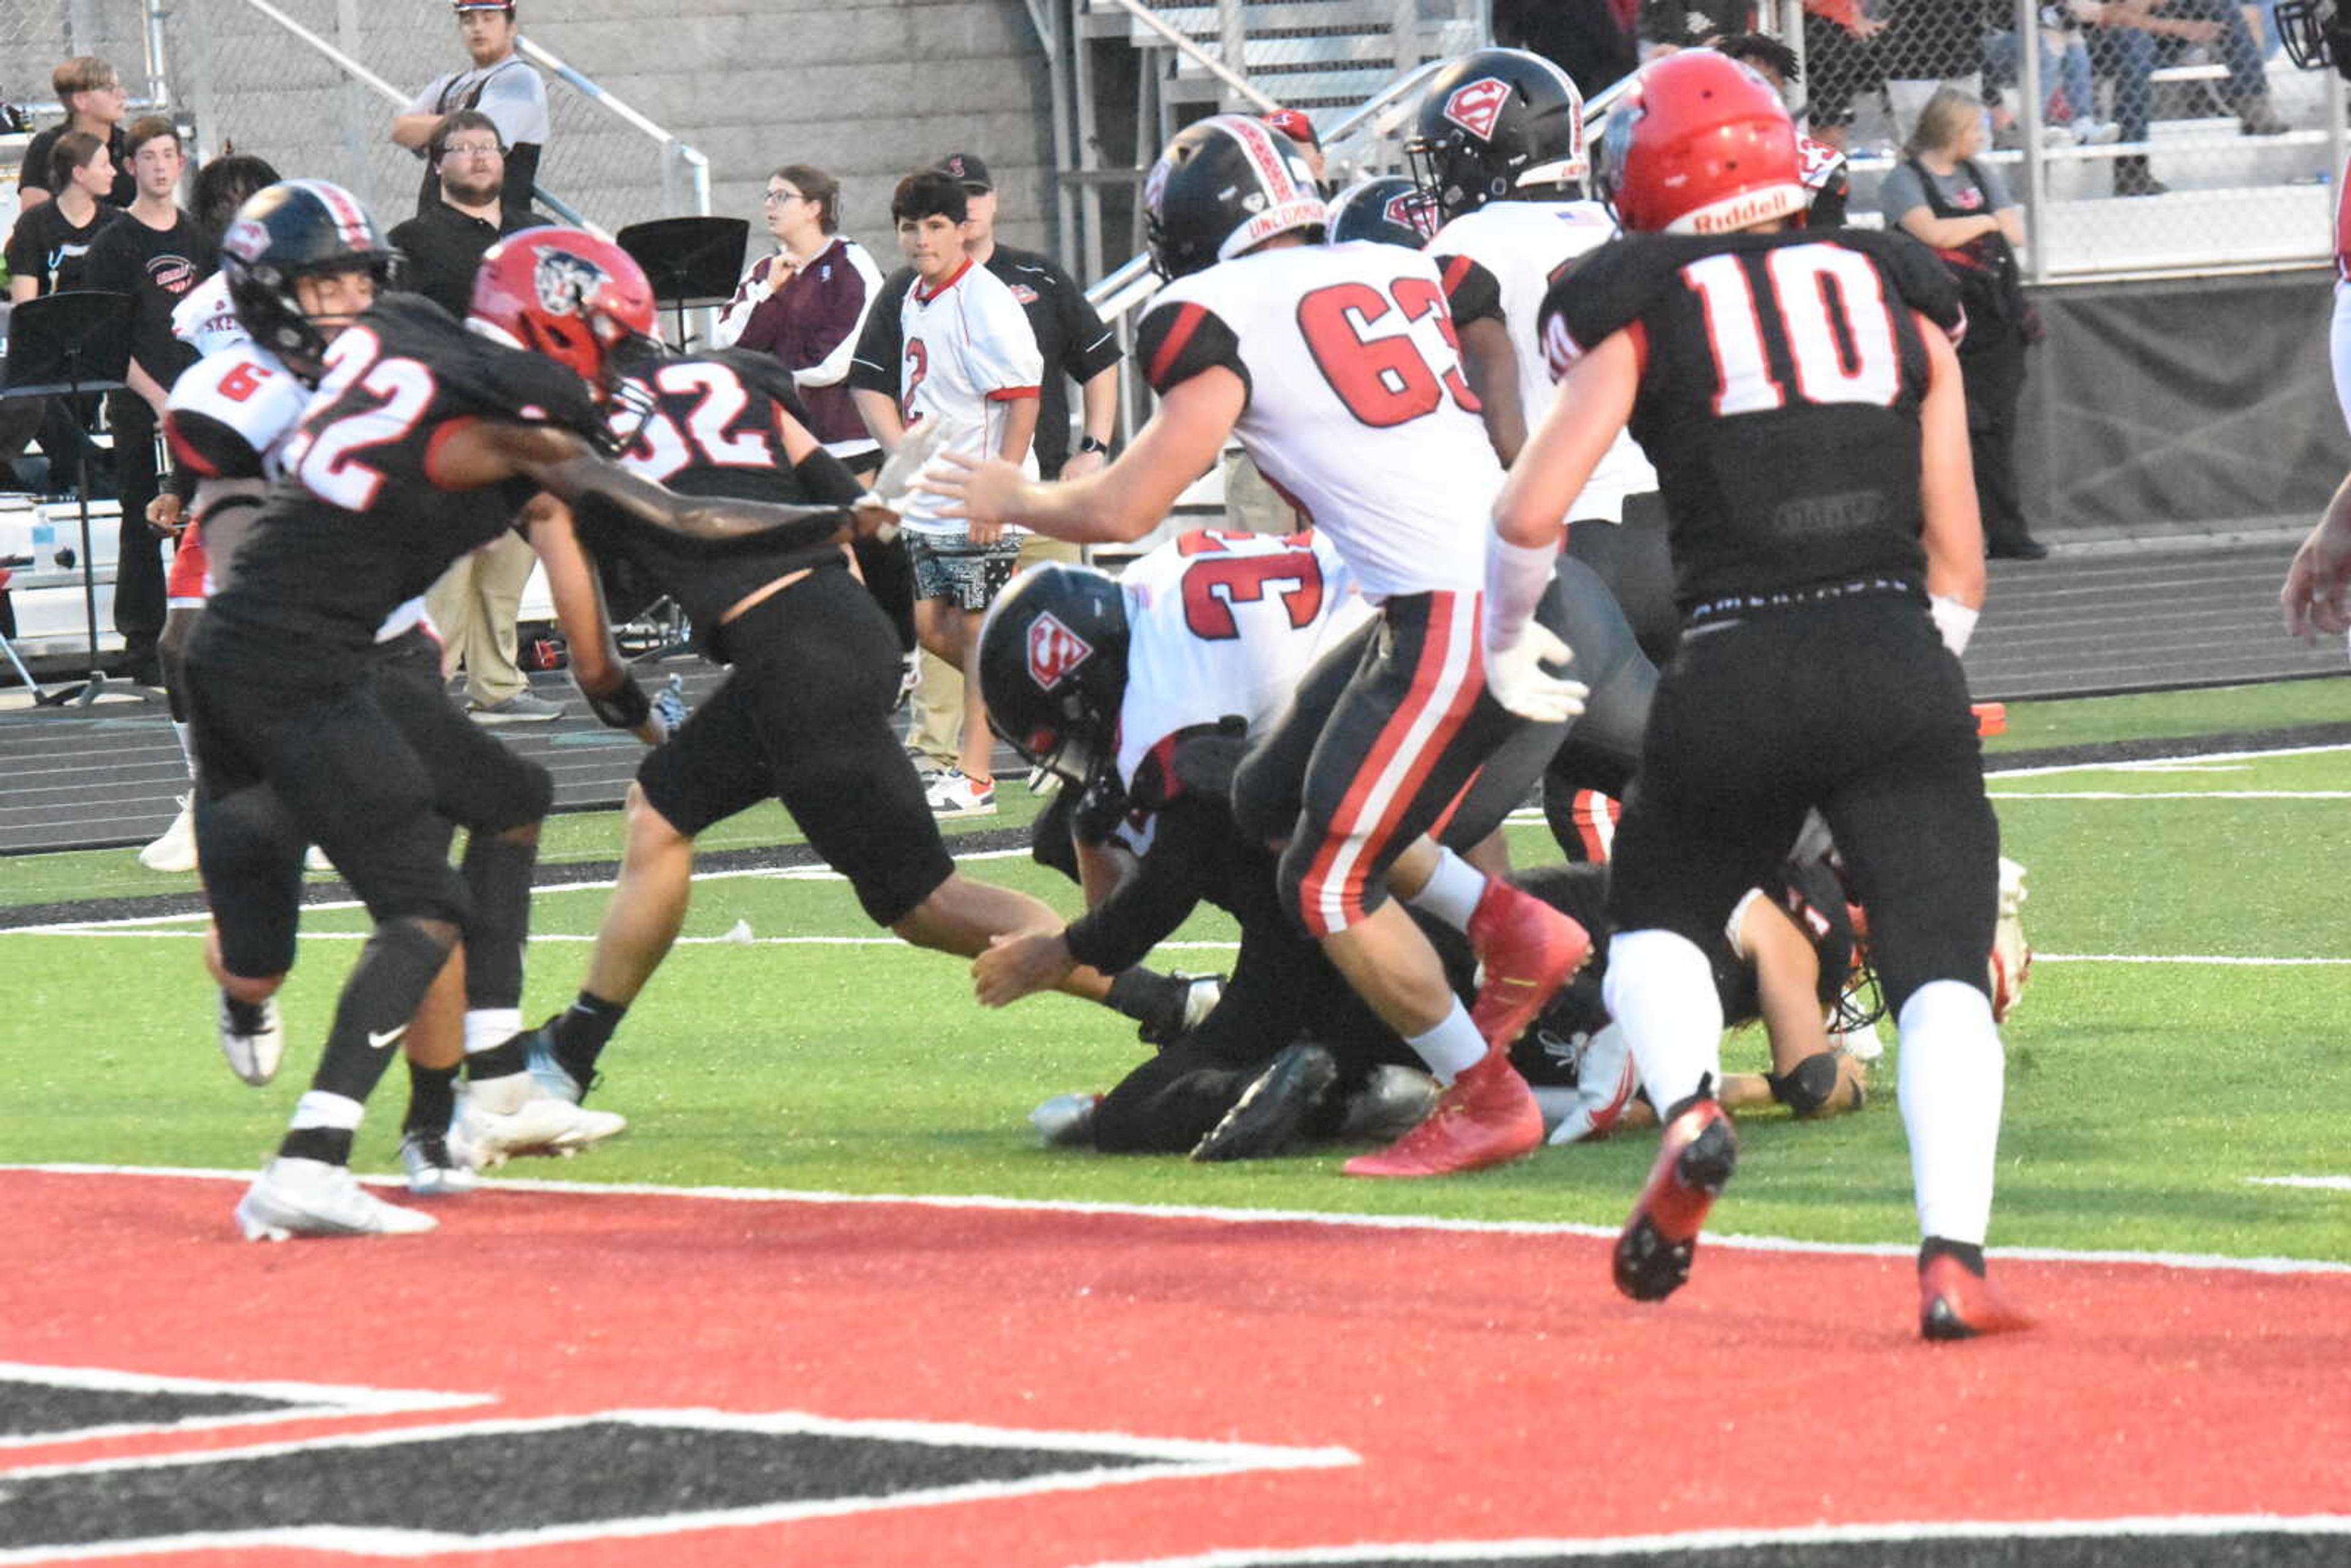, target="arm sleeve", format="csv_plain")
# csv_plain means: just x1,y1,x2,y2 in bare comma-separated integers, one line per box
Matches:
2,214,37,280
1134,296,1249,400
1060,793,1225,973
1978,161,2018,212
164,408,269,479
847,270,909,397
78,225,129,294
404,74,448,116
790,248,878,388
1878,164,1927,225
710,257,772,350
1436,253,1505,328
